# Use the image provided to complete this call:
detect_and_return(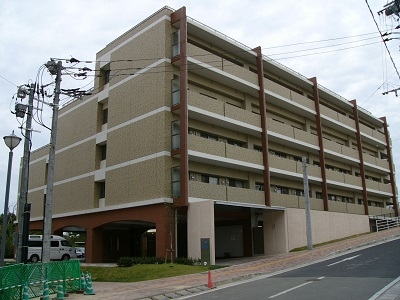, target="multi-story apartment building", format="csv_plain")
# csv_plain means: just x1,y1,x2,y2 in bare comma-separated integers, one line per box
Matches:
26,6,398,263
